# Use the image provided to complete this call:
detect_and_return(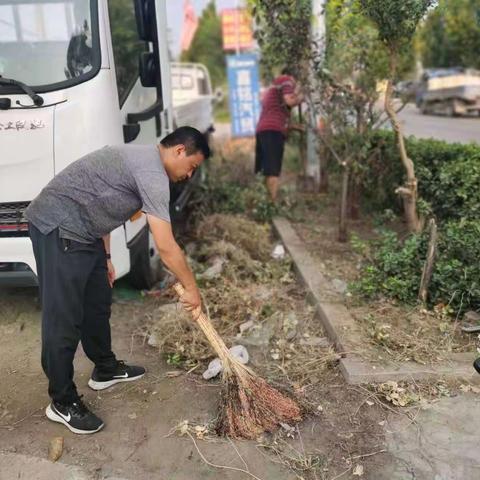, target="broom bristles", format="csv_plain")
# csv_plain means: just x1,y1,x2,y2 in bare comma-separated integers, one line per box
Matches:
173,283,303,439
218,371,302,439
